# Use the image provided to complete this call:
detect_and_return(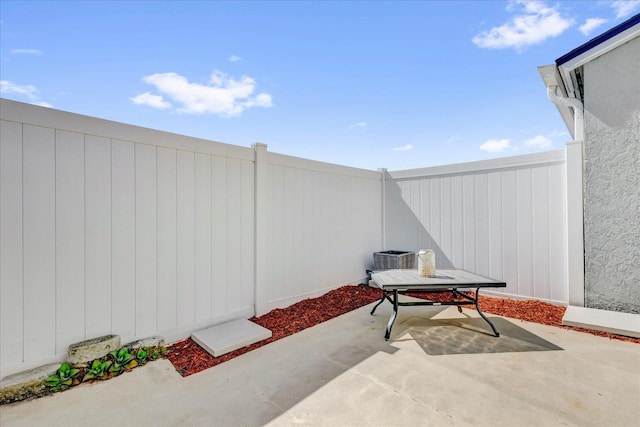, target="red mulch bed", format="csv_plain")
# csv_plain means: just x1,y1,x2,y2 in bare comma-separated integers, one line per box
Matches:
166,285,639,377
166,285,381,376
